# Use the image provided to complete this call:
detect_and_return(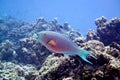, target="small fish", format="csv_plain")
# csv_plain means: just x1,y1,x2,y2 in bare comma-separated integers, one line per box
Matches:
36,31,96,64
